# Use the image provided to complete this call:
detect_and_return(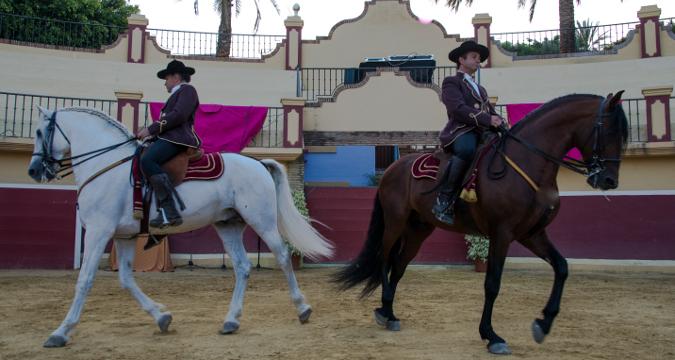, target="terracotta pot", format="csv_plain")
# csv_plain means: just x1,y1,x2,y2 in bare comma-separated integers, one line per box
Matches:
474,259,487,273
291,253,302,270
